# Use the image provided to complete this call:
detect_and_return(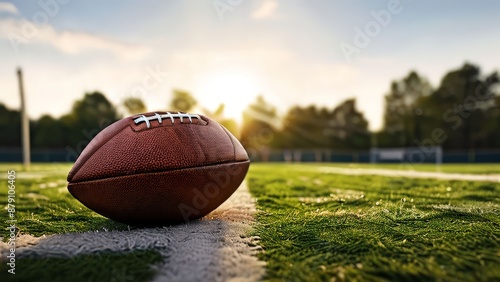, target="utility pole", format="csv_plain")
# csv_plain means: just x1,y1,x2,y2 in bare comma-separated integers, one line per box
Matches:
17,68,30,170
